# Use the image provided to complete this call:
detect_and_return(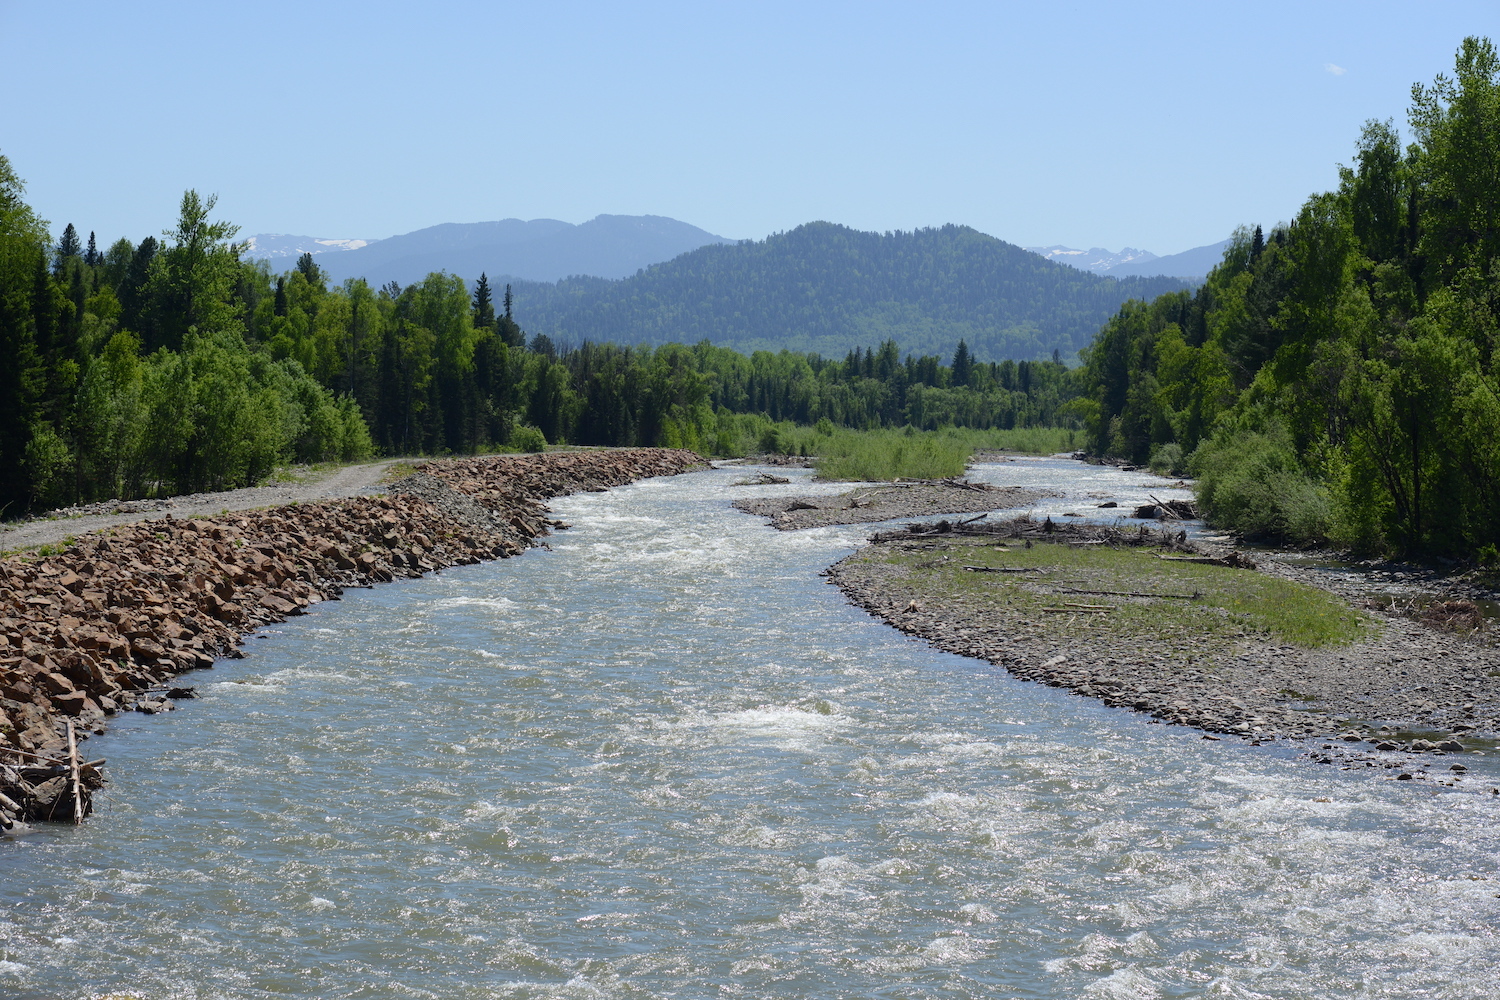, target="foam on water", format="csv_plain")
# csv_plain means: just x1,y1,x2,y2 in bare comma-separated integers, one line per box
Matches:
2,463,1499,999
